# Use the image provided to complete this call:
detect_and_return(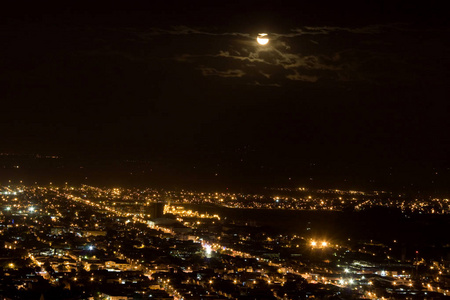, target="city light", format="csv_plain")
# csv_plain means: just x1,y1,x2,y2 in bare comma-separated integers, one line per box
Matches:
0,183,448,299
311,240,329,248
204,244,212,257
